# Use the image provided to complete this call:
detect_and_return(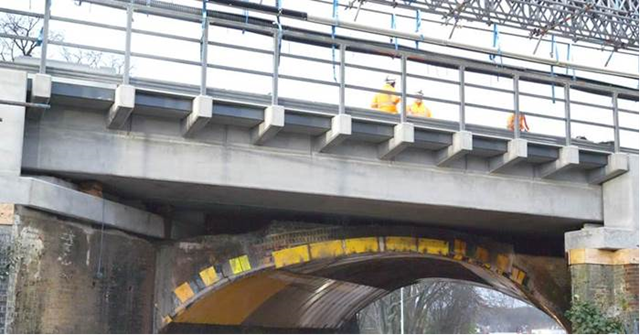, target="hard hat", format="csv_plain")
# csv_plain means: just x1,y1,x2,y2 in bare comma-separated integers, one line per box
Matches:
385,76,396,84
